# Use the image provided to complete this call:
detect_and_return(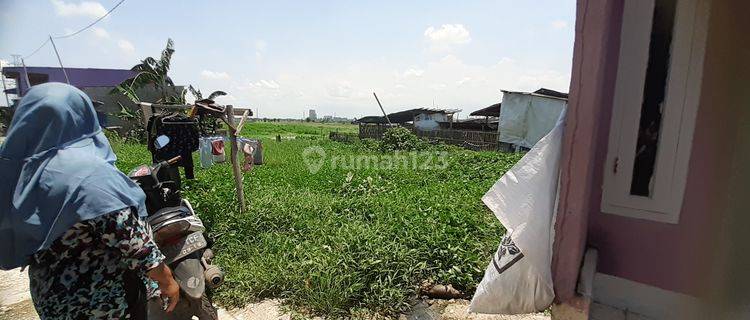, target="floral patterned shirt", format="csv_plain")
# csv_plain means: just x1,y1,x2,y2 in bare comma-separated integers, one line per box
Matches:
28,207,165,319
